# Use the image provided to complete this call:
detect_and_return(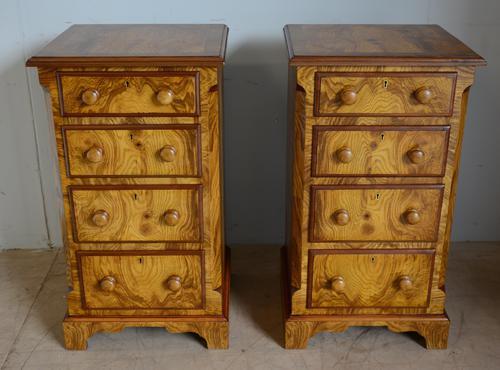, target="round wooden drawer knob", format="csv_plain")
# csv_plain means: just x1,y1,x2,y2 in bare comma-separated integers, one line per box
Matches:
84,146,104,163
333,209,350,226
159,145,177,162
414,87,433,104
398,275,413,291
81,89,100,105
92,210,109,227
339,86,357,105
407,148,425,164
336,147,353,163
156,89,175,105
331,276,346,293
163,209,180,226
99,276,116,292
166,275,182,292
404,209,421,225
